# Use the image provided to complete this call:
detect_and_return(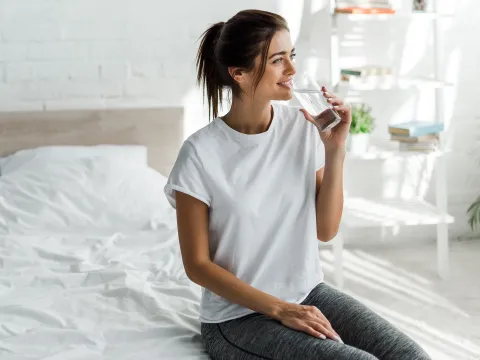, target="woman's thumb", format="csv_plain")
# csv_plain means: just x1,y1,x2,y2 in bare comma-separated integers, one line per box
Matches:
299,108,315,125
